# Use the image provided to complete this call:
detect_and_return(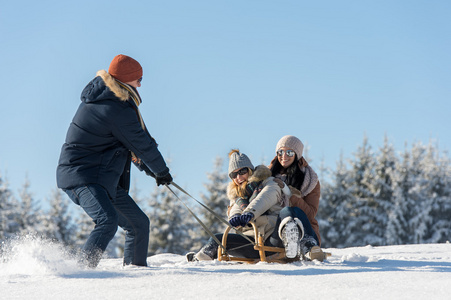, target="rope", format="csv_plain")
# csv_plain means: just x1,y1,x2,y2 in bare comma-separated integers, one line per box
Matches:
170,182,255,246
